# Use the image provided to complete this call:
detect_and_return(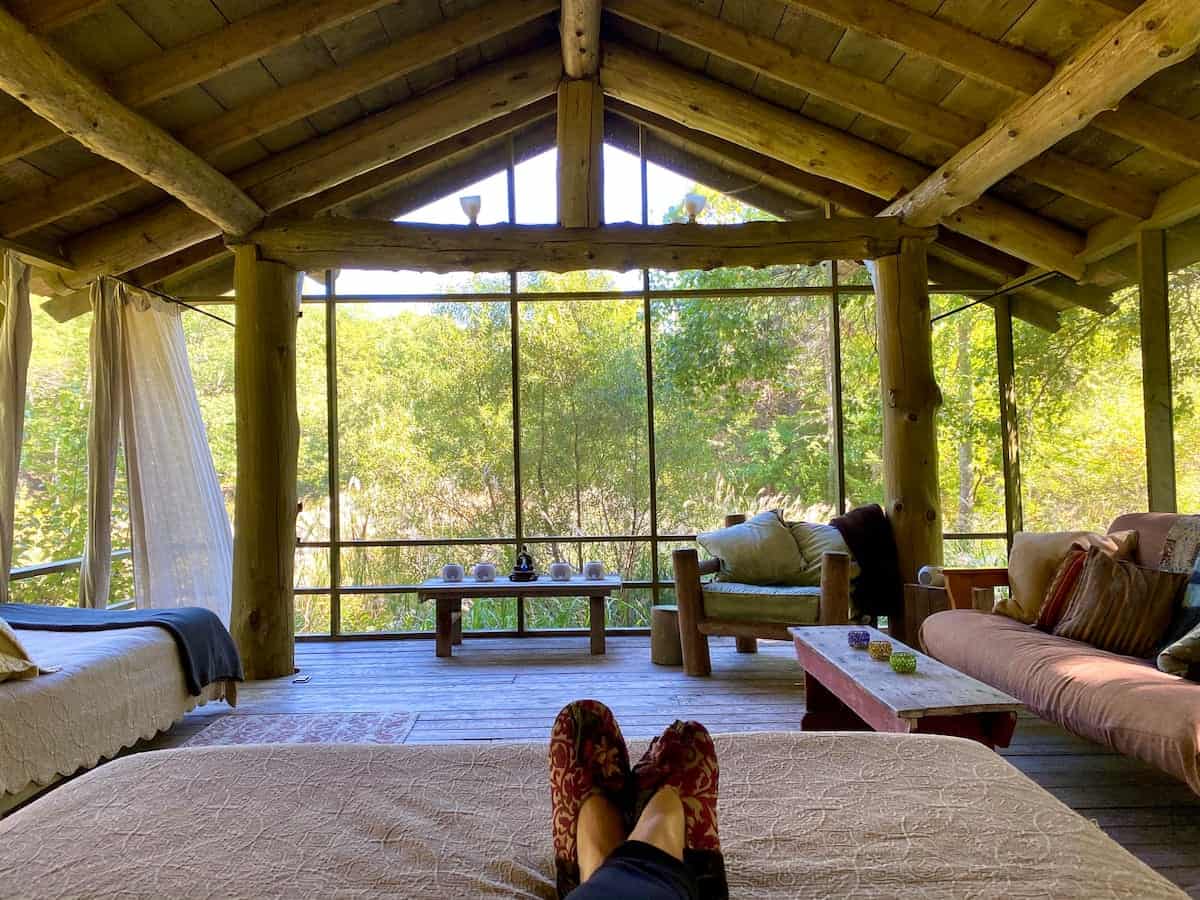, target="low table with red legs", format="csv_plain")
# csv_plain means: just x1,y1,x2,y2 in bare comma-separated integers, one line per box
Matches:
790,625,1022,749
